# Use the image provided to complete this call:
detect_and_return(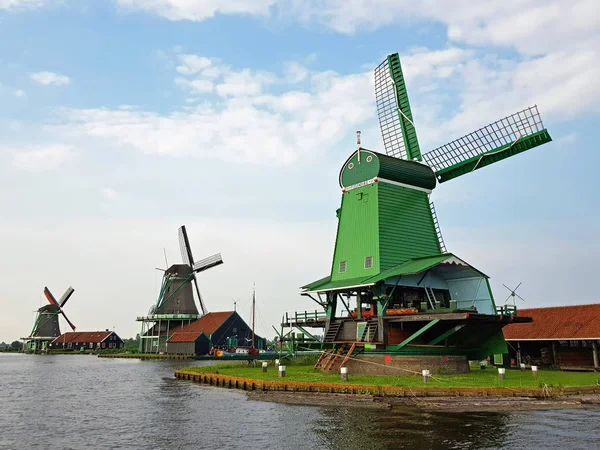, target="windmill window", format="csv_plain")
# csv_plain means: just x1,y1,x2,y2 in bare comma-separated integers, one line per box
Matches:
339,261,347,273
348,162,354,169
364,256,373,269
366,155,373,162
